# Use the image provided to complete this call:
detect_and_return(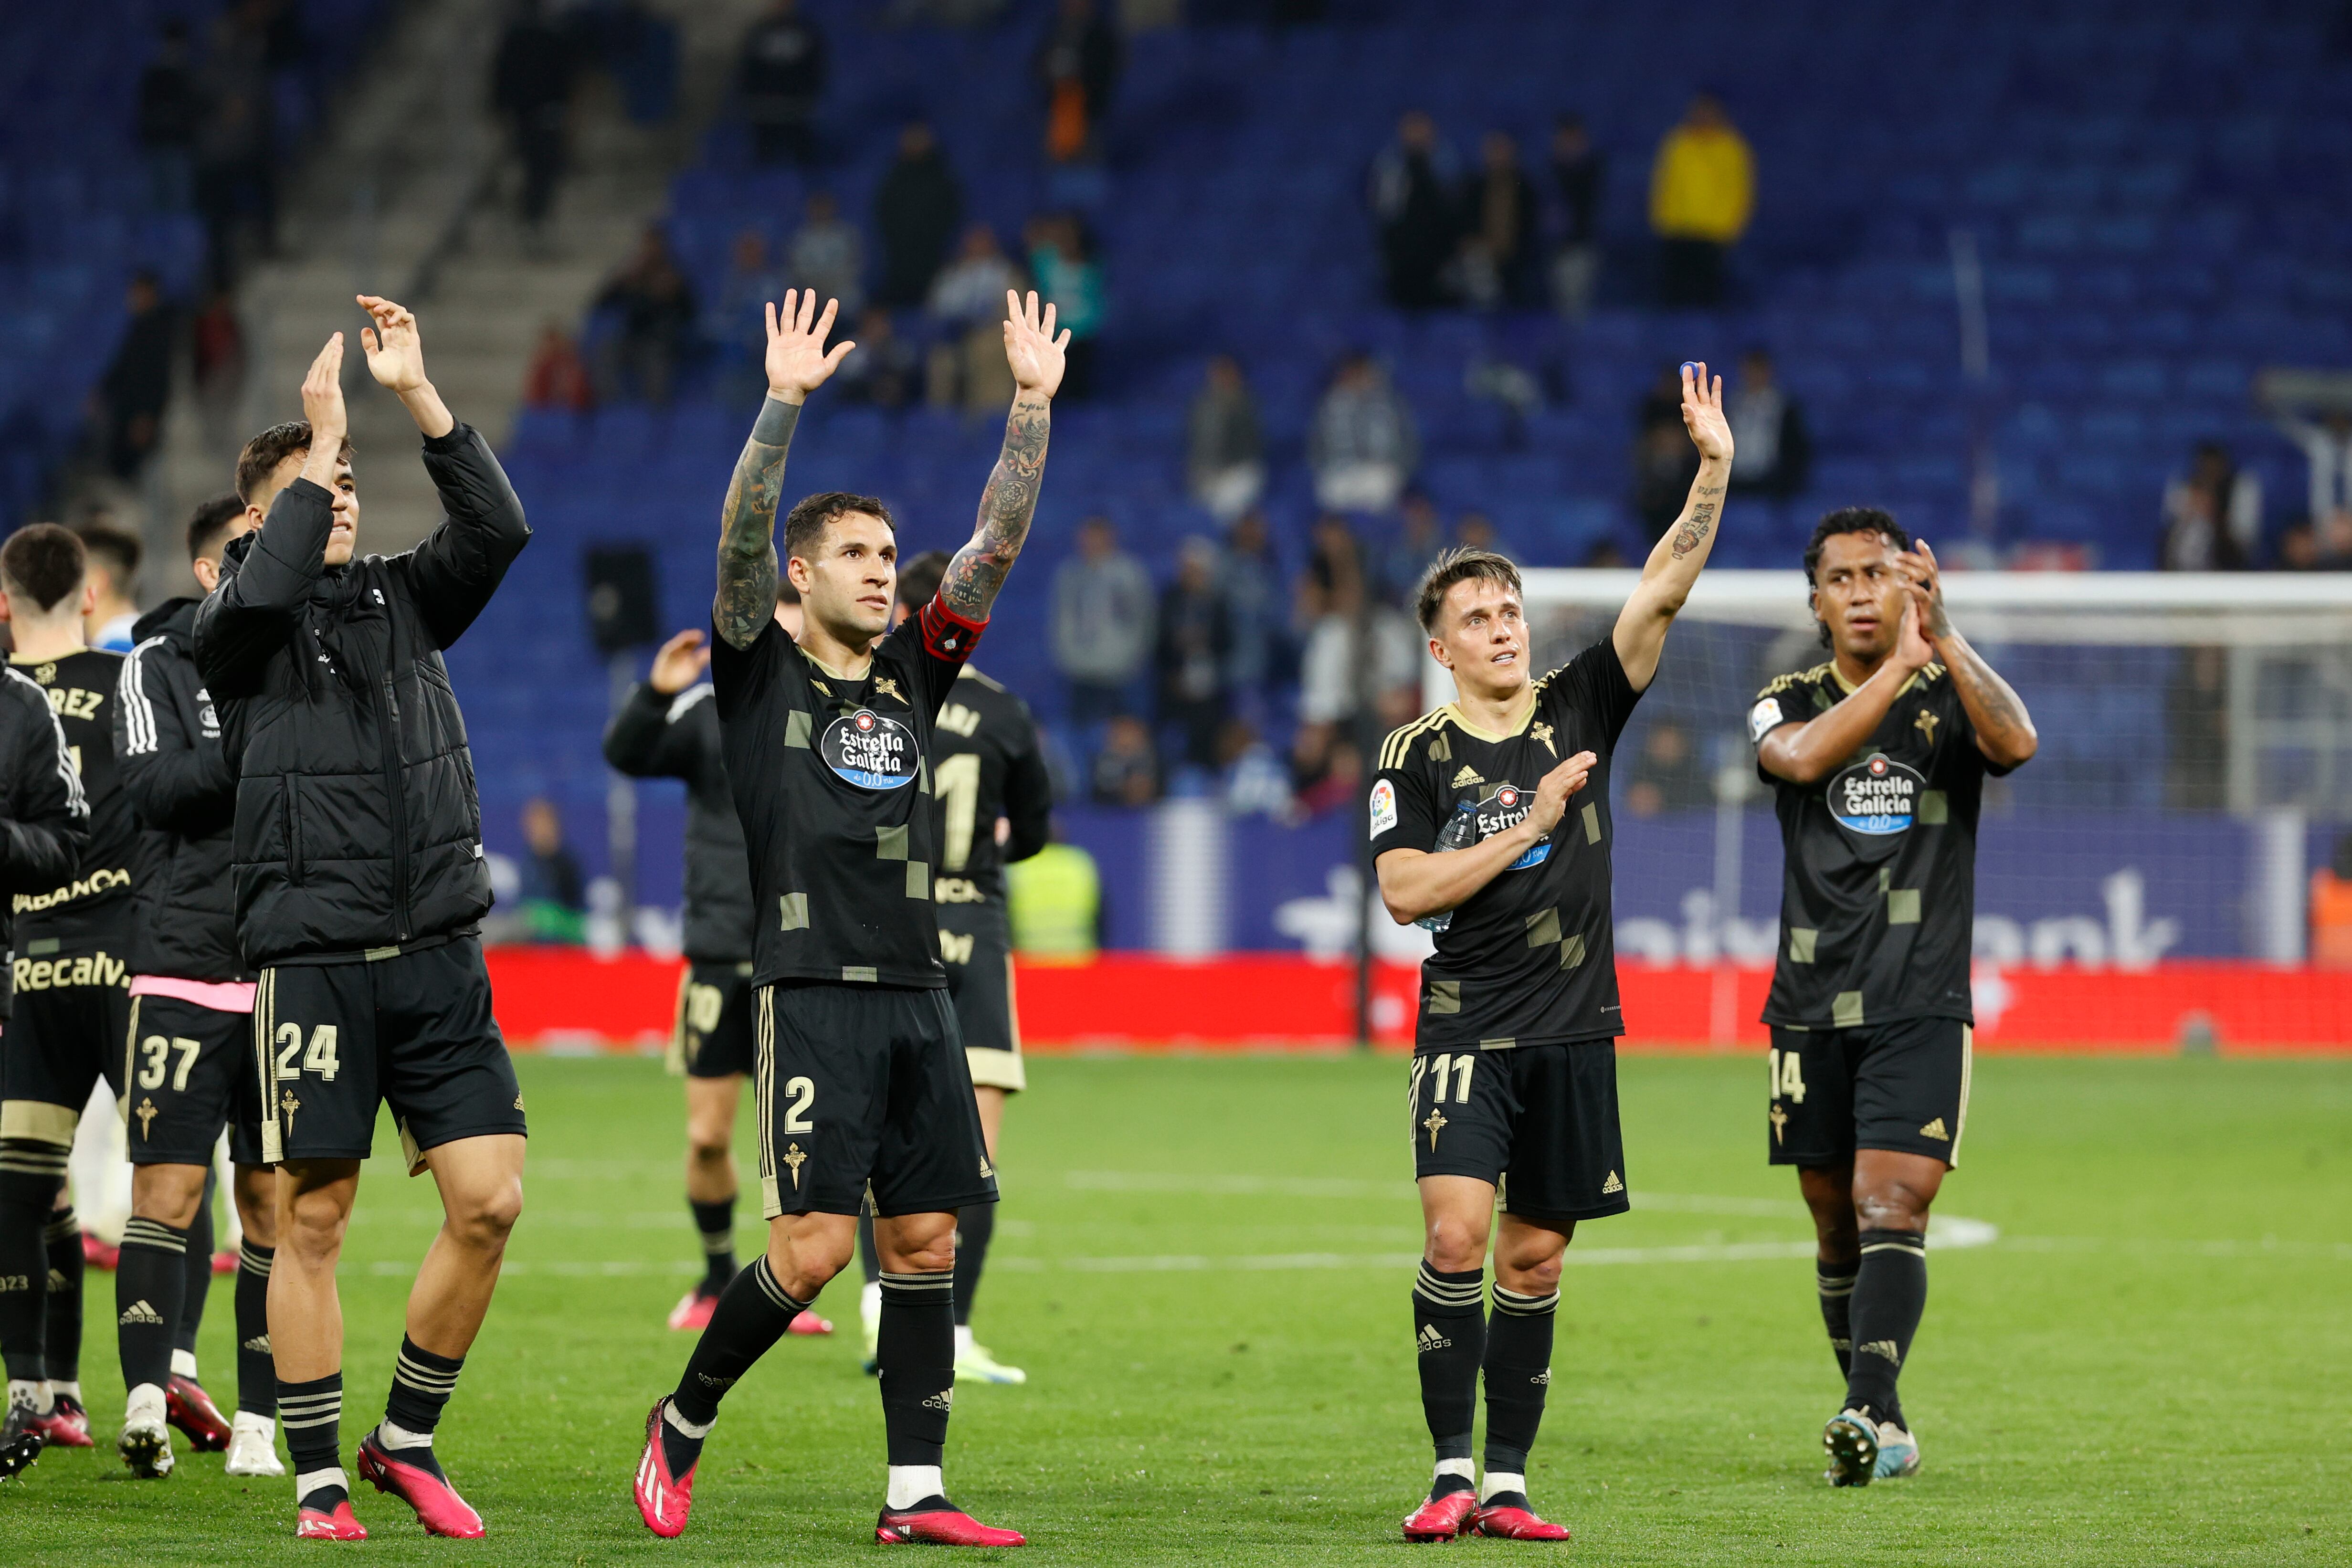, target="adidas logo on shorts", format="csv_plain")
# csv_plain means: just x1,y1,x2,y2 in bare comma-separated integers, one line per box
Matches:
1600,1170,1624,1195
1918,1116,1950,1140
119,1299,164,1326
